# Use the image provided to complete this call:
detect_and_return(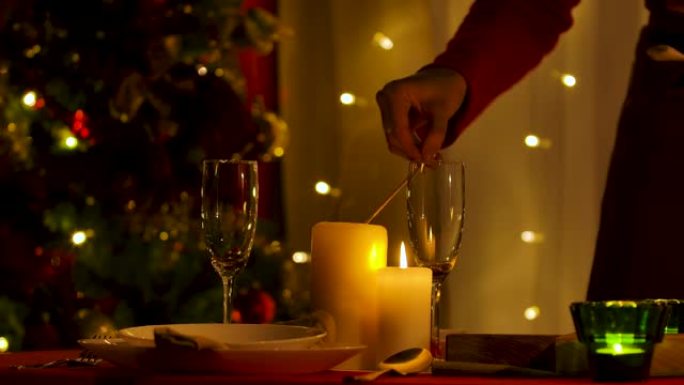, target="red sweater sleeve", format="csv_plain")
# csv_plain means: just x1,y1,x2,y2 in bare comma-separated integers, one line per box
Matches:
426,0,580,147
